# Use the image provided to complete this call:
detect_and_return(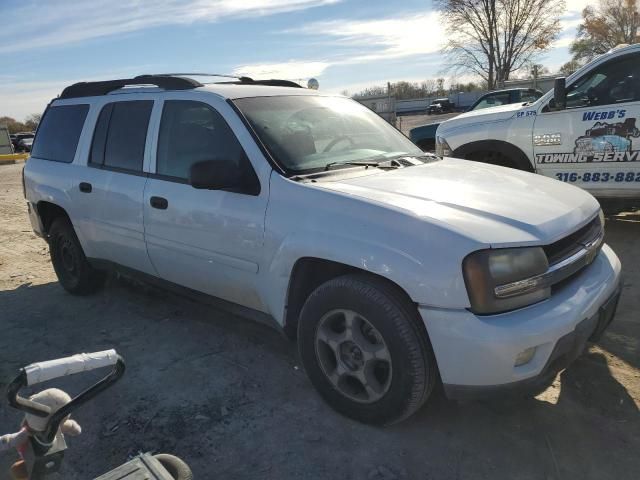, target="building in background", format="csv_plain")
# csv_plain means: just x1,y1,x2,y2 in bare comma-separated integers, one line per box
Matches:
354,93,397,124
0,126,13,154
